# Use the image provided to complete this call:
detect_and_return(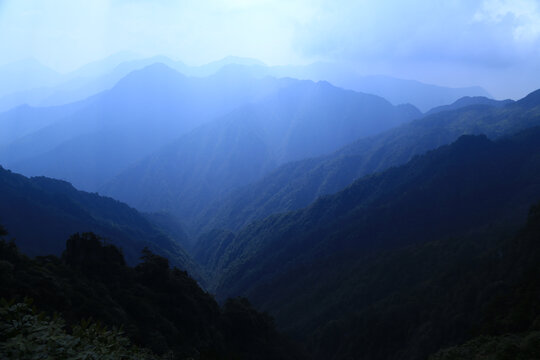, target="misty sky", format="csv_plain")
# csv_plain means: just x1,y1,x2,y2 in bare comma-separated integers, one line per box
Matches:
0,0,539,99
